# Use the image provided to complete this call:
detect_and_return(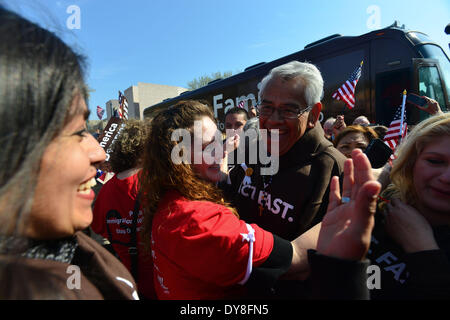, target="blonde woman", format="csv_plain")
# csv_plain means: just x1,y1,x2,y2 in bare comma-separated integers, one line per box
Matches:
369,112,450,299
